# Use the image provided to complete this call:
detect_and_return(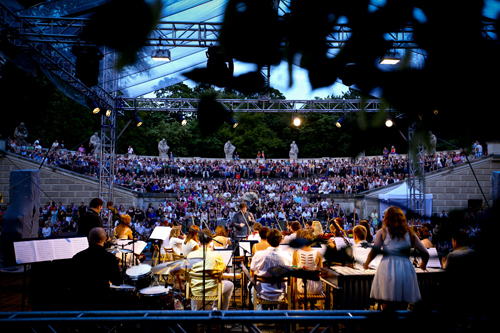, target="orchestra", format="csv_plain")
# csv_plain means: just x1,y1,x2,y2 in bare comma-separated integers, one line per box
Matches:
82,198,441,312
